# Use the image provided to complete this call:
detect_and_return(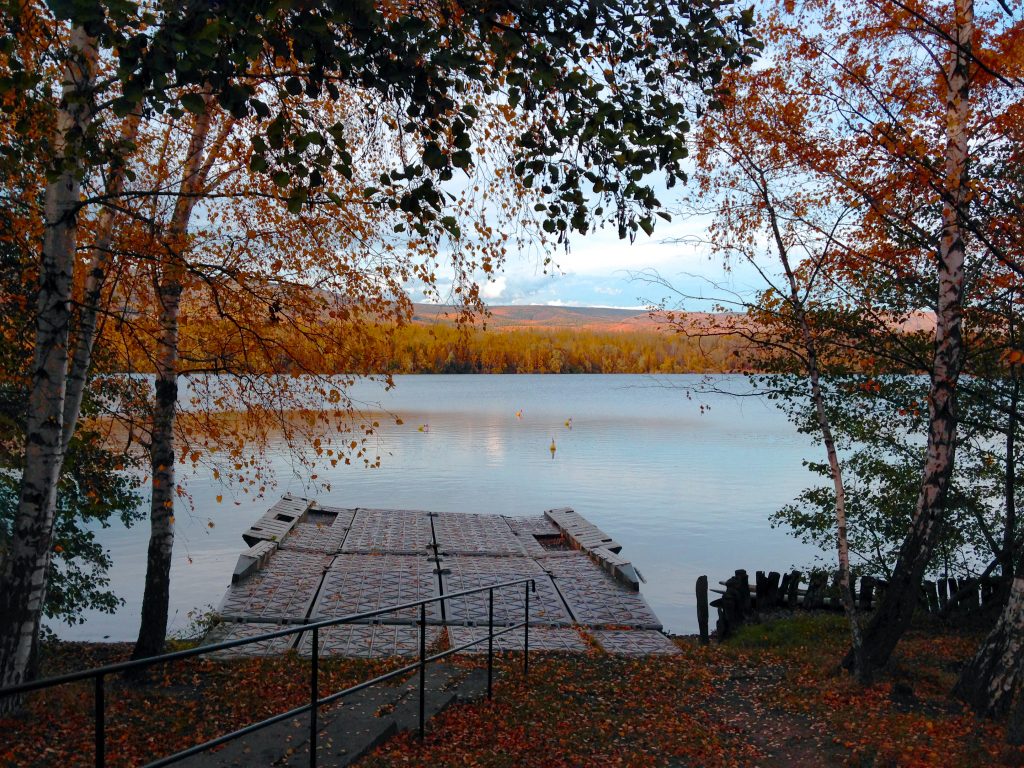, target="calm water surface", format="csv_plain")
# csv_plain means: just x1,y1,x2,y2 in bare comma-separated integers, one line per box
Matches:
61,374,828,640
